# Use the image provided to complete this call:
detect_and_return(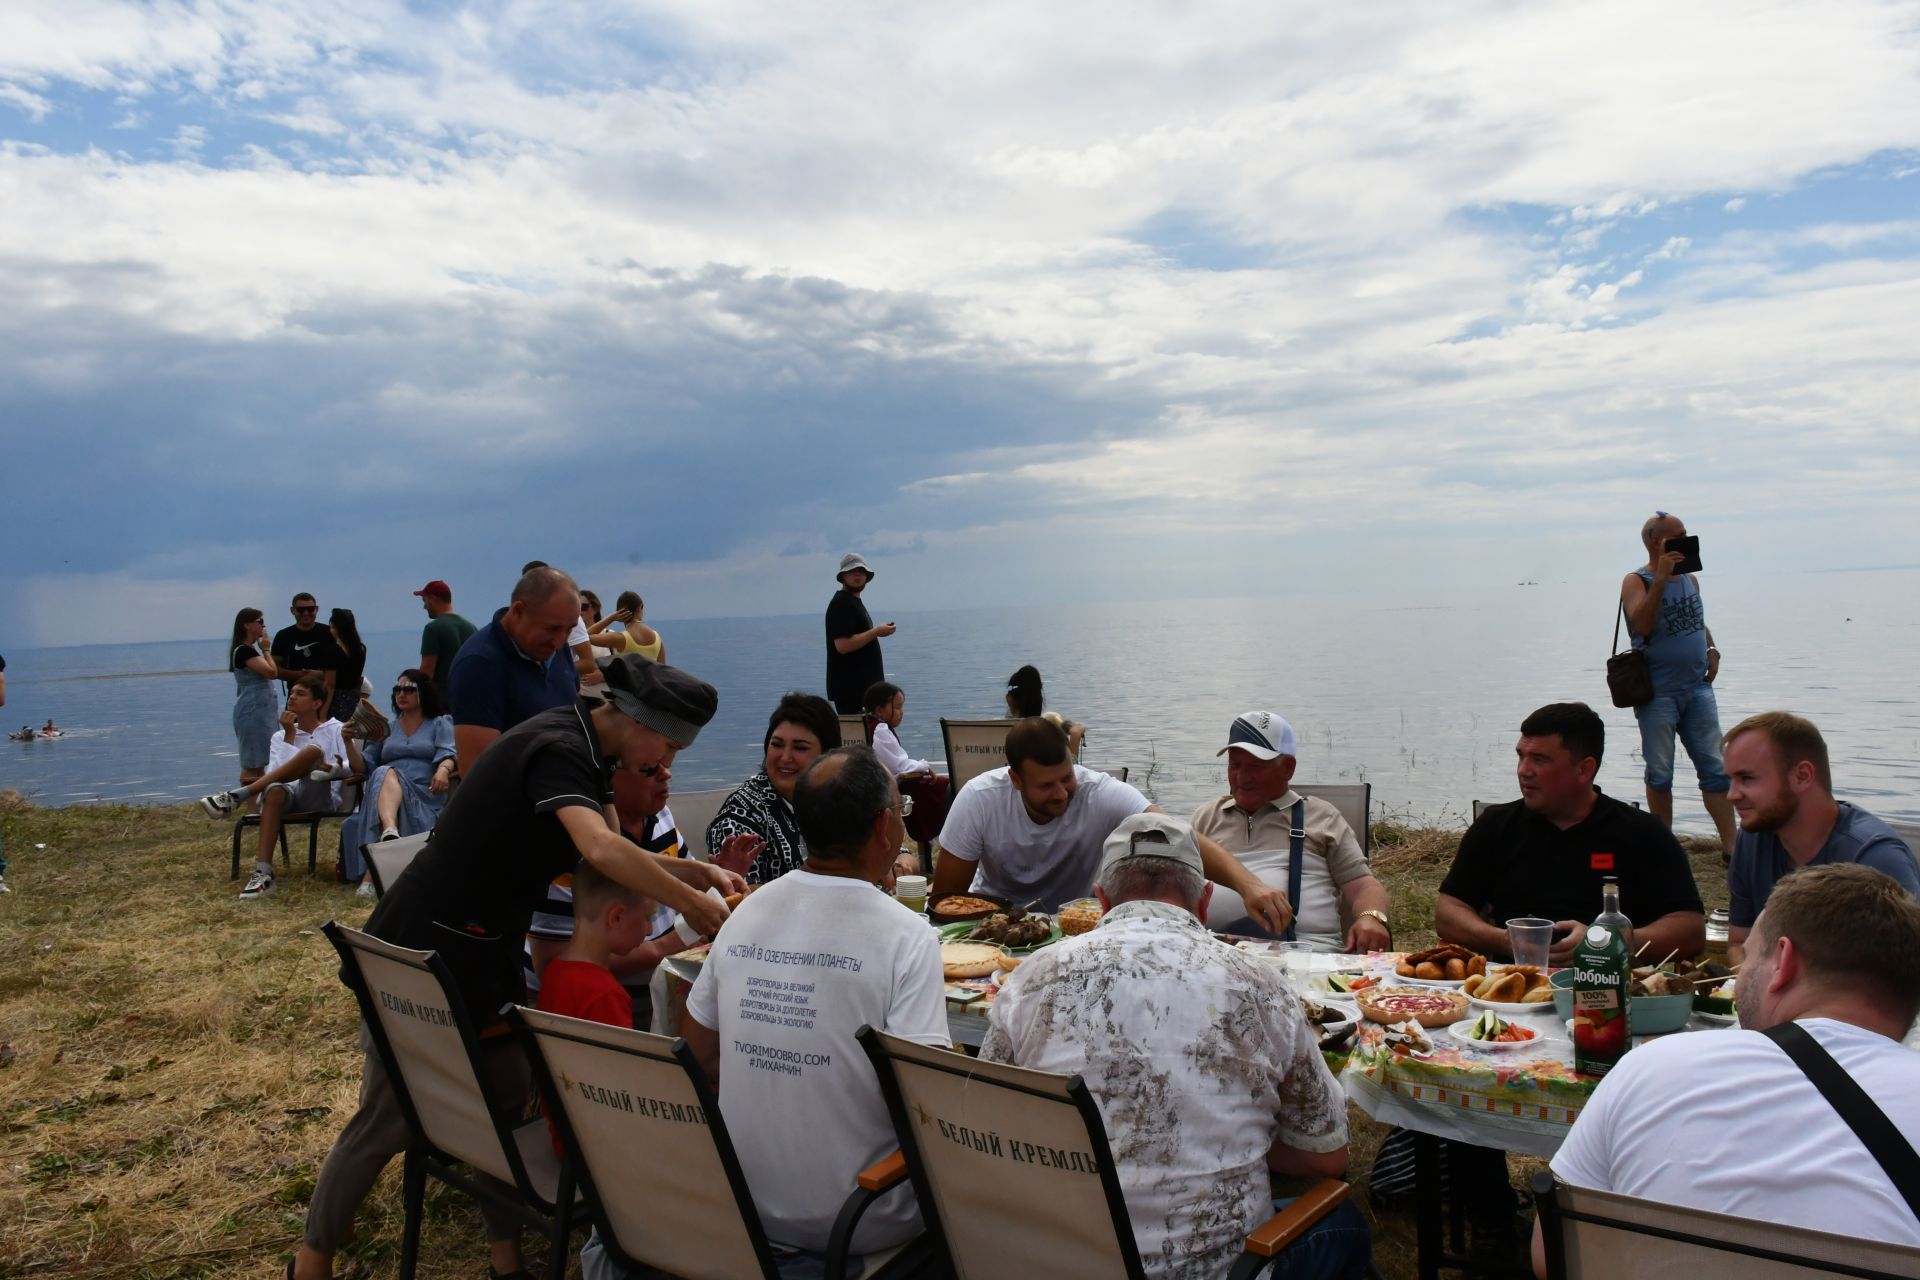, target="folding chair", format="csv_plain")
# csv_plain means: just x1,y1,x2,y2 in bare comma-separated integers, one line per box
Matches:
363,831,432,897
840,713,875,747
939,718,1012,795
506,1006,936,1280
323,923,582,1280
229,779,362,880
1097,766,1130,783
1532,1170,1920,1278
1292,782,1371,854
859,1026,1354,1280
